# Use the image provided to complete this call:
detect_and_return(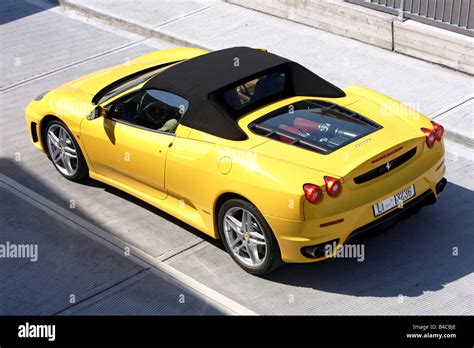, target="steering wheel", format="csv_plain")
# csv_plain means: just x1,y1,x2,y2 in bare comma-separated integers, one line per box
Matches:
139,93,169,116
138,92,149,116
141,101,164,115
142,101,168,124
